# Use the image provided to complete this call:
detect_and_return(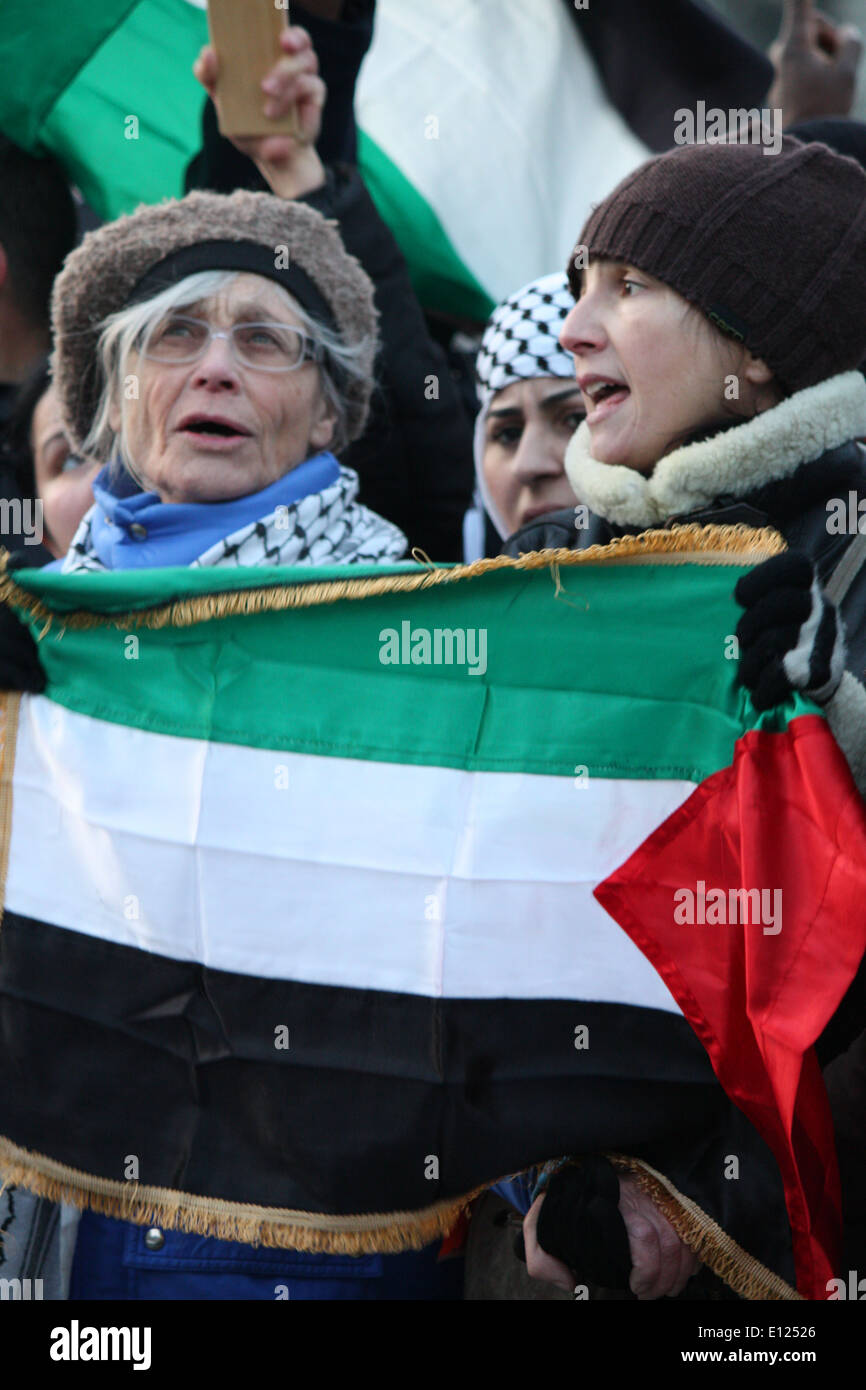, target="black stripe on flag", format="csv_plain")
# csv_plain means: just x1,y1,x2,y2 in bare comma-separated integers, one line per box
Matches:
0,911,795,1282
